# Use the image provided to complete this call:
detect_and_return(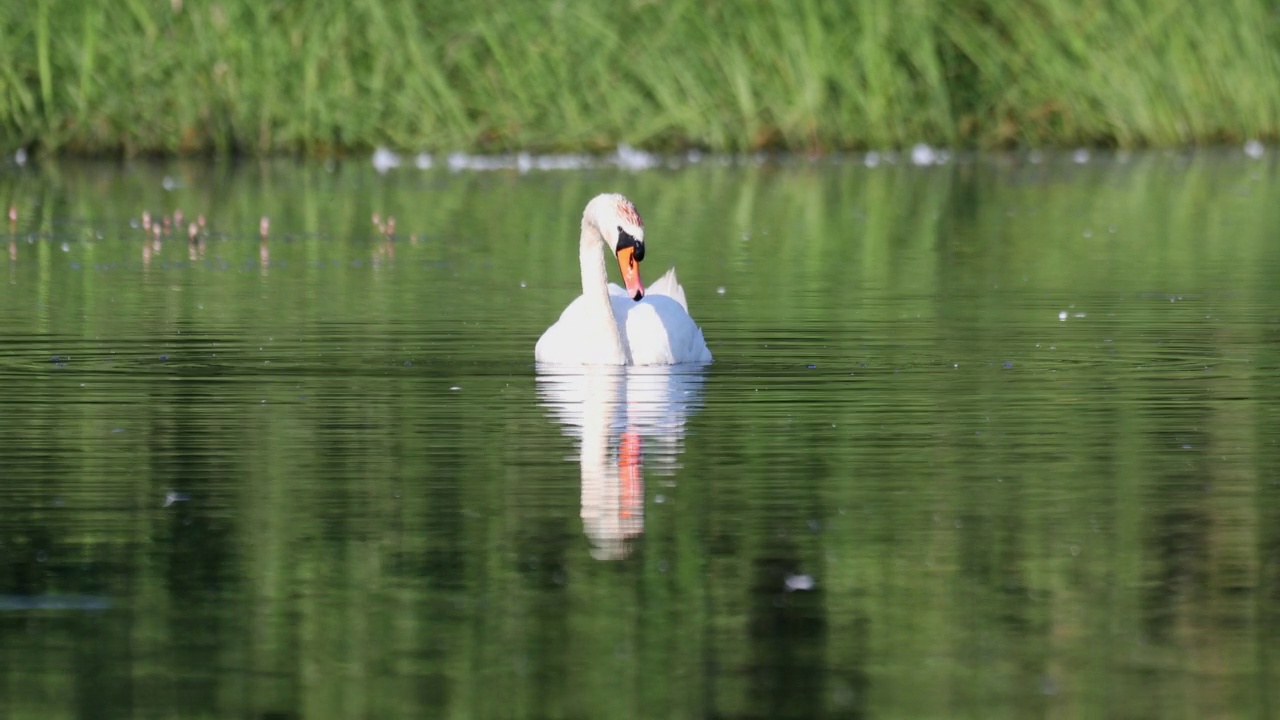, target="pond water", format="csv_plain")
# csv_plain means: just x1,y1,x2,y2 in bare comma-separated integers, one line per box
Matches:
2,151,1279,719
